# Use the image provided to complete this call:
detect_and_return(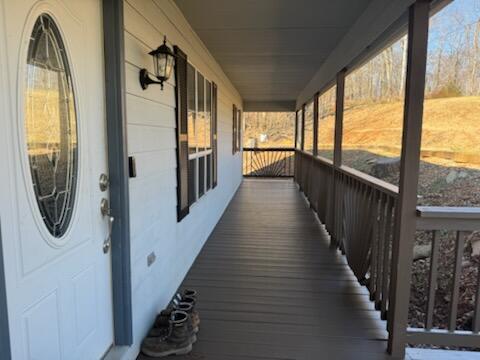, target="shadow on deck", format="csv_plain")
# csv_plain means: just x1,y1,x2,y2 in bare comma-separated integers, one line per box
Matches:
141,178,391,359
